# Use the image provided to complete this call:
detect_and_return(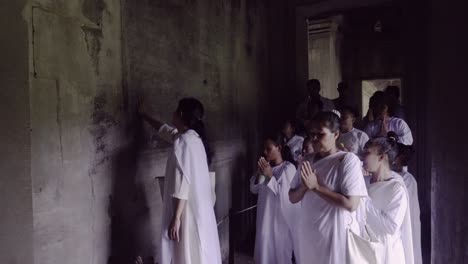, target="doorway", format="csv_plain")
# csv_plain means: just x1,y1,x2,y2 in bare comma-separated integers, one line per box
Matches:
361,78,401,117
